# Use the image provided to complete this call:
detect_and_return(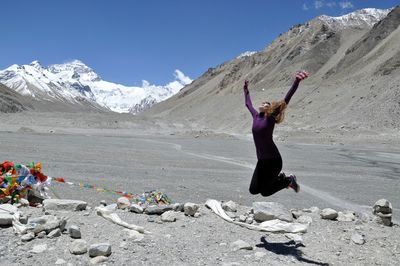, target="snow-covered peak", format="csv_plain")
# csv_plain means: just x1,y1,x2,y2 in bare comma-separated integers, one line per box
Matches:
237,51,257,59
319,8,391,27
48,60,100,82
